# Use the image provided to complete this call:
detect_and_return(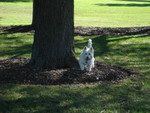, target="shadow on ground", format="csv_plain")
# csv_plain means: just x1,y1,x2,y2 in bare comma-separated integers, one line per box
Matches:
0,32,149,112
0,44,32,58
118,0,150,3
0,32,149,81
75,34,150,77
75,35,150,59
0,33,32,58
0,0,32,2
95,3,150,7
0,83,149,113
95,0,150,7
